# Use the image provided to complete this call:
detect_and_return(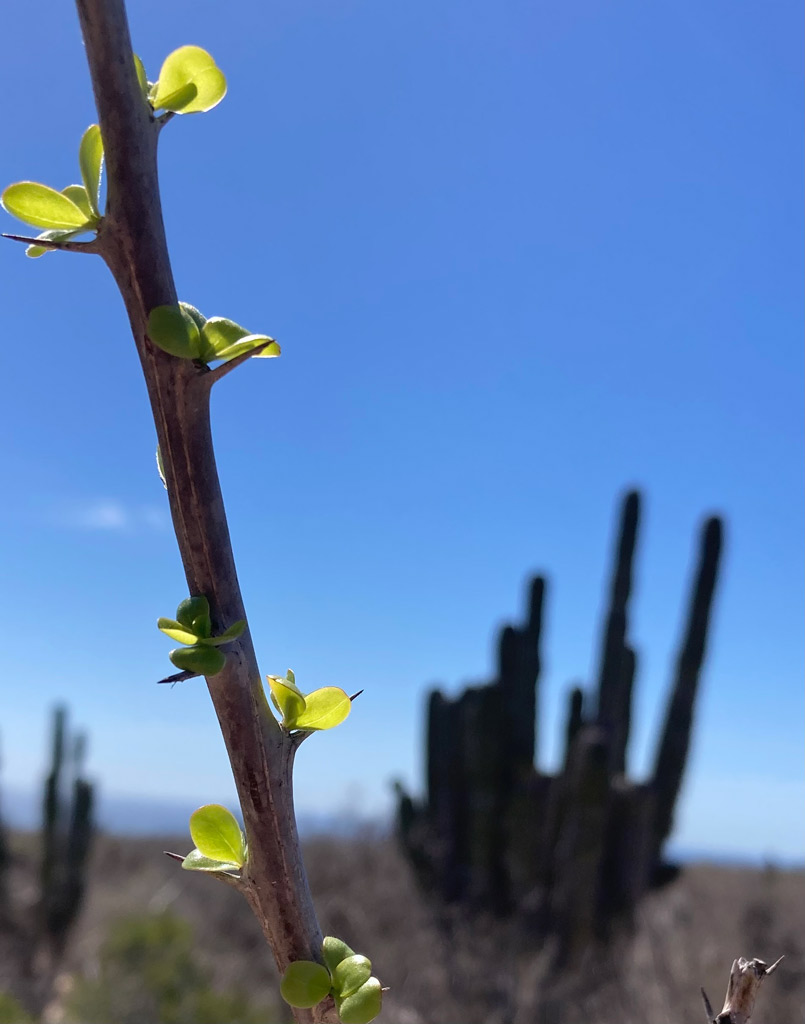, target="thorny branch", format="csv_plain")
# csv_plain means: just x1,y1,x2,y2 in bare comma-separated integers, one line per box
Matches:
72,0,334,1020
